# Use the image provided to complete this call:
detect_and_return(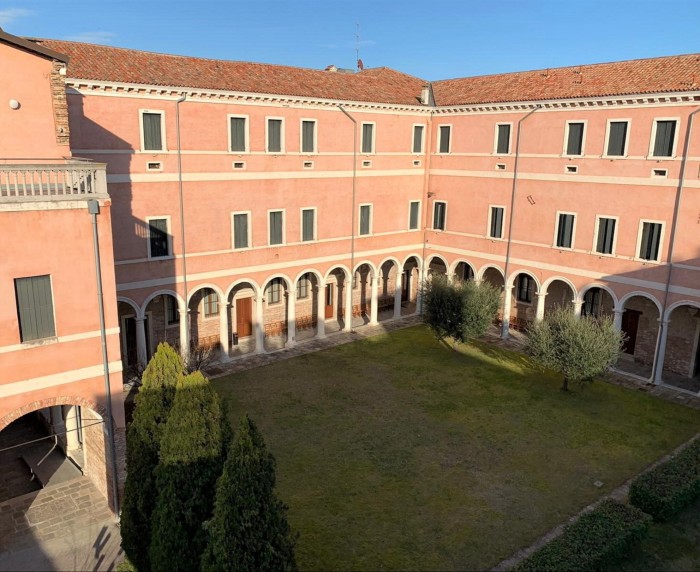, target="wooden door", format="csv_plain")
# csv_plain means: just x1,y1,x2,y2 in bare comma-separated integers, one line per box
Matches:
621,310,641,355
324,284,334,319
236,297,253,337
